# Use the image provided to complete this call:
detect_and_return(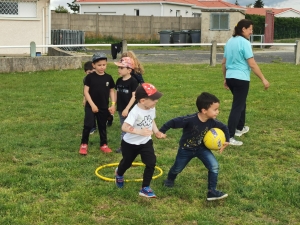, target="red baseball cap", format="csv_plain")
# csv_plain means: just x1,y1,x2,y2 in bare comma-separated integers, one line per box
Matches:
135,83,163,100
